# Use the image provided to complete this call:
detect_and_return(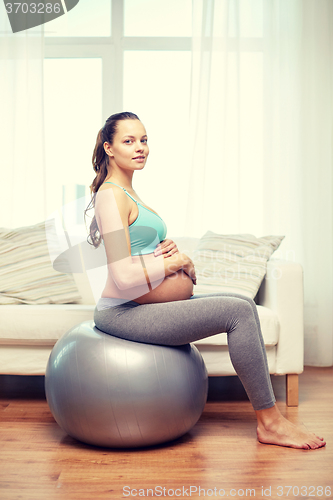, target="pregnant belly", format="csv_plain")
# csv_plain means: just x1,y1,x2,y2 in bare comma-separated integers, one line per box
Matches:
134,270,194,304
